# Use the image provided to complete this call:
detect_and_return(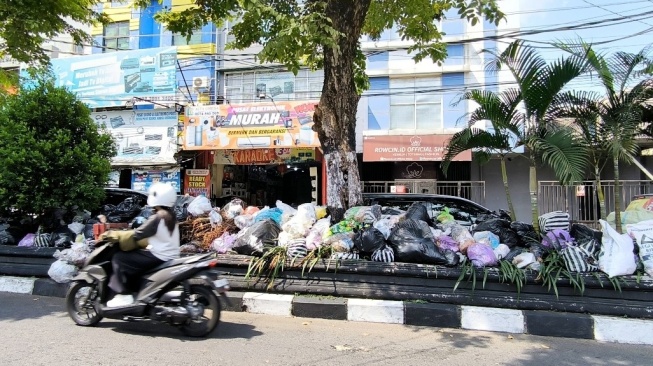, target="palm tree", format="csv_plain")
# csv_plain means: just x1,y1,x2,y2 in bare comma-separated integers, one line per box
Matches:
446,40,588,233
554,44,653,233
442,89,521,221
